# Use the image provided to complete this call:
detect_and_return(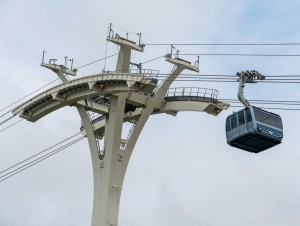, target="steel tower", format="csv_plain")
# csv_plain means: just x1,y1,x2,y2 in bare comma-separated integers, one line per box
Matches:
13,32,229,226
